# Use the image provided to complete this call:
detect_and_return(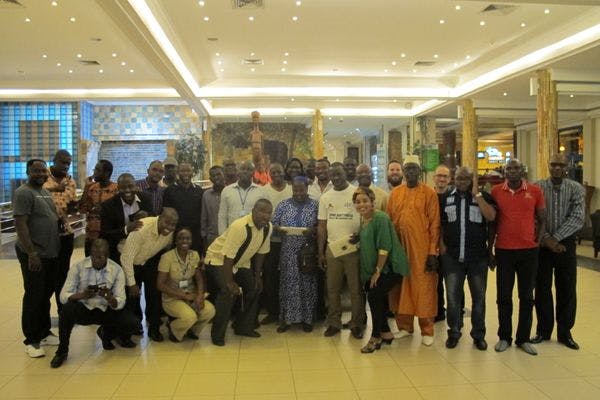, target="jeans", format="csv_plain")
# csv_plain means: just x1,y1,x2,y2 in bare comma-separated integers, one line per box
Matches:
57,301,140,354
365,272,401,338
442,254,488,340
535,239,577,340
206,265,260,343
16,245,58,345
495,248,538,345
55,234,74,313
